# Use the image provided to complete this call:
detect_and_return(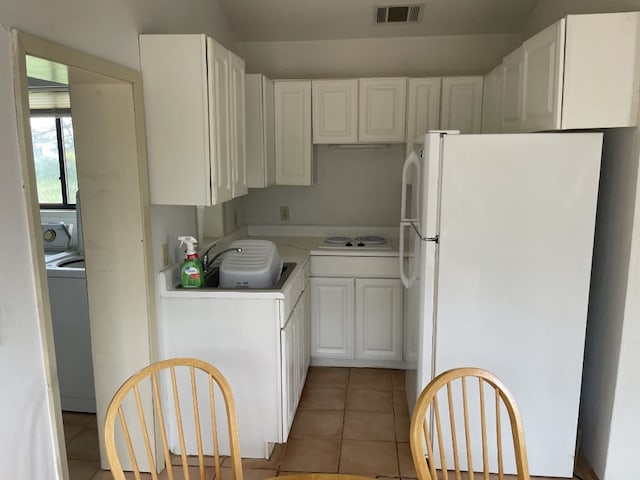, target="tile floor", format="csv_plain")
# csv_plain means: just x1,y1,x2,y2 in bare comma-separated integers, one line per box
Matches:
65,367,598,480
